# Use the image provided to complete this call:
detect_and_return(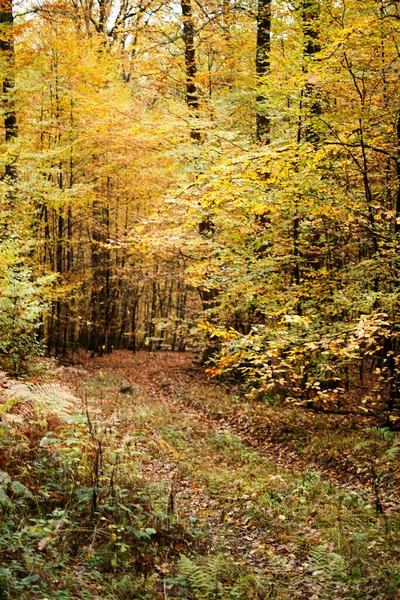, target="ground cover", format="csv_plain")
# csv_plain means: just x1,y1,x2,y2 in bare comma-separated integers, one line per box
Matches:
0,351,398,599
